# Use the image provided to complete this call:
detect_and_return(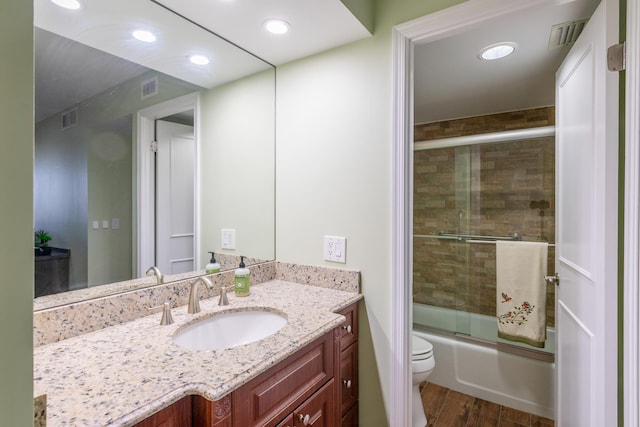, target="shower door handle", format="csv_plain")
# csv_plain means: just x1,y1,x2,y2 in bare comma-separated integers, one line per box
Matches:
545,273,560,286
